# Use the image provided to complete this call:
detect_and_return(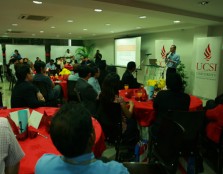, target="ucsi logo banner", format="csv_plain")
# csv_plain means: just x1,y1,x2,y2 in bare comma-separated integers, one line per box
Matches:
196,44,217,72
161,45,166,59
204,44,211,61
